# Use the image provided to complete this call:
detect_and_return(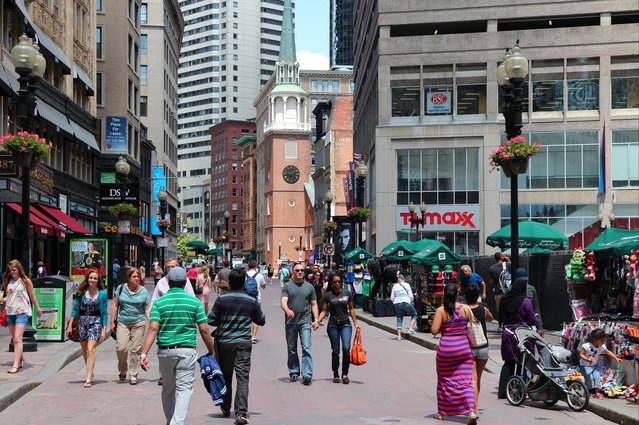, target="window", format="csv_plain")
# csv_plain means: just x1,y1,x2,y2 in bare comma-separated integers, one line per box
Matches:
285,139,297,159
321,80,328,92
140,96,148,116
140,3,148,24
332,80,339,92
396,148,479,205
456,84,486,115
531,59,564,112
502,131,599,190
140,35,147,55
425,86,452,116
96,72,104,105
140,65,147,85
232,188,237,197
612,129,639,187
96,27,103,59
612,76,639,109
392,87,419,117
567,58,599,111
97,0,103,11
311,80,318,91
